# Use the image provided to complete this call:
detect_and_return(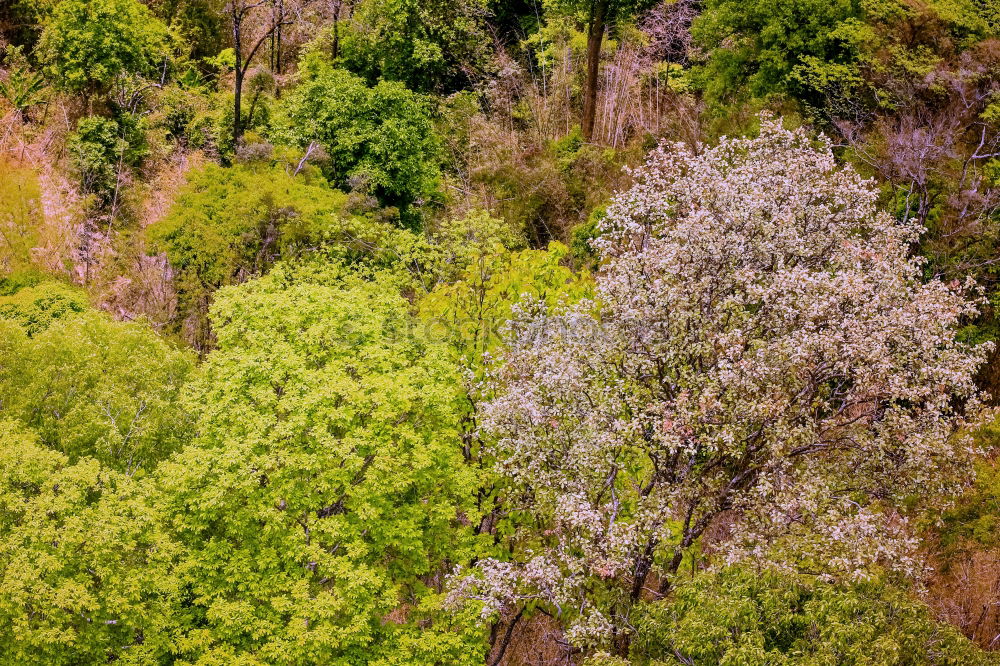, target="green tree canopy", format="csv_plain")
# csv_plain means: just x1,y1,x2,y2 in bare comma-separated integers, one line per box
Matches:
690,0,860,109
271,56,440,222
0,280,87,336
418,240,592,368
150,262,486,663
146,162,428,348
0,421,181,665
627,565,990,665
38,0,170,98
0,304,195,474
339,0,492,93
